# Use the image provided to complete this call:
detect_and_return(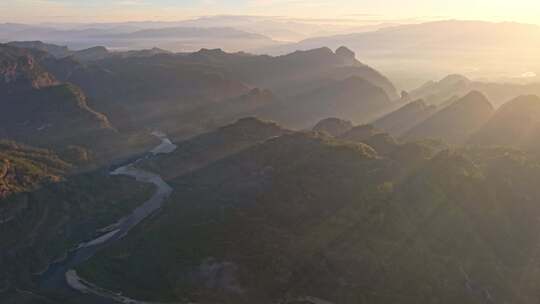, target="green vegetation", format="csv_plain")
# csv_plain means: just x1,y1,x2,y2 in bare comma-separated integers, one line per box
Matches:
312,117,354,137
0,140,70,198
0,169,154,294
77,129,540,303
140,117,289,180
7,40,540,304
0,44,157,169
